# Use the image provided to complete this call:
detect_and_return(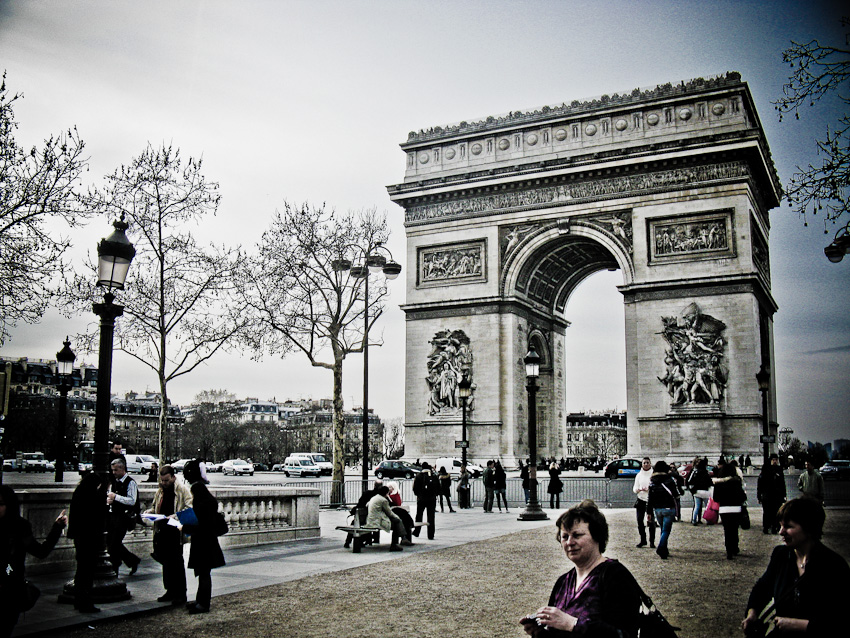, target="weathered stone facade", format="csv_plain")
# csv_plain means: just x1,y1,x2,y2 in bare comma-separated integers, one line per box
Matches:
388,73,780,466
